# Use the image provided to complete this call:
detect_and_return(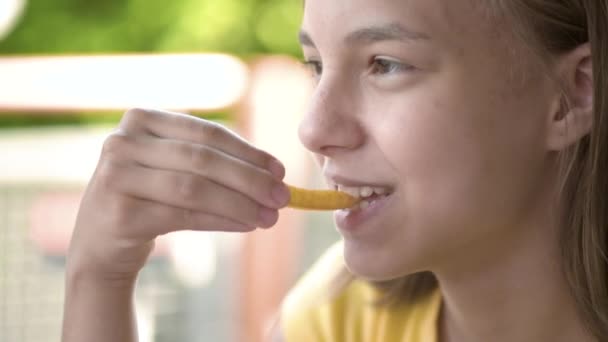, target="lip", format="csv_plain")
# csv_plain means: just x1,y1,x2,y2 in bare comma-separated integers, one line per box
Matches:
334,192,394,234
325,174,395,190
